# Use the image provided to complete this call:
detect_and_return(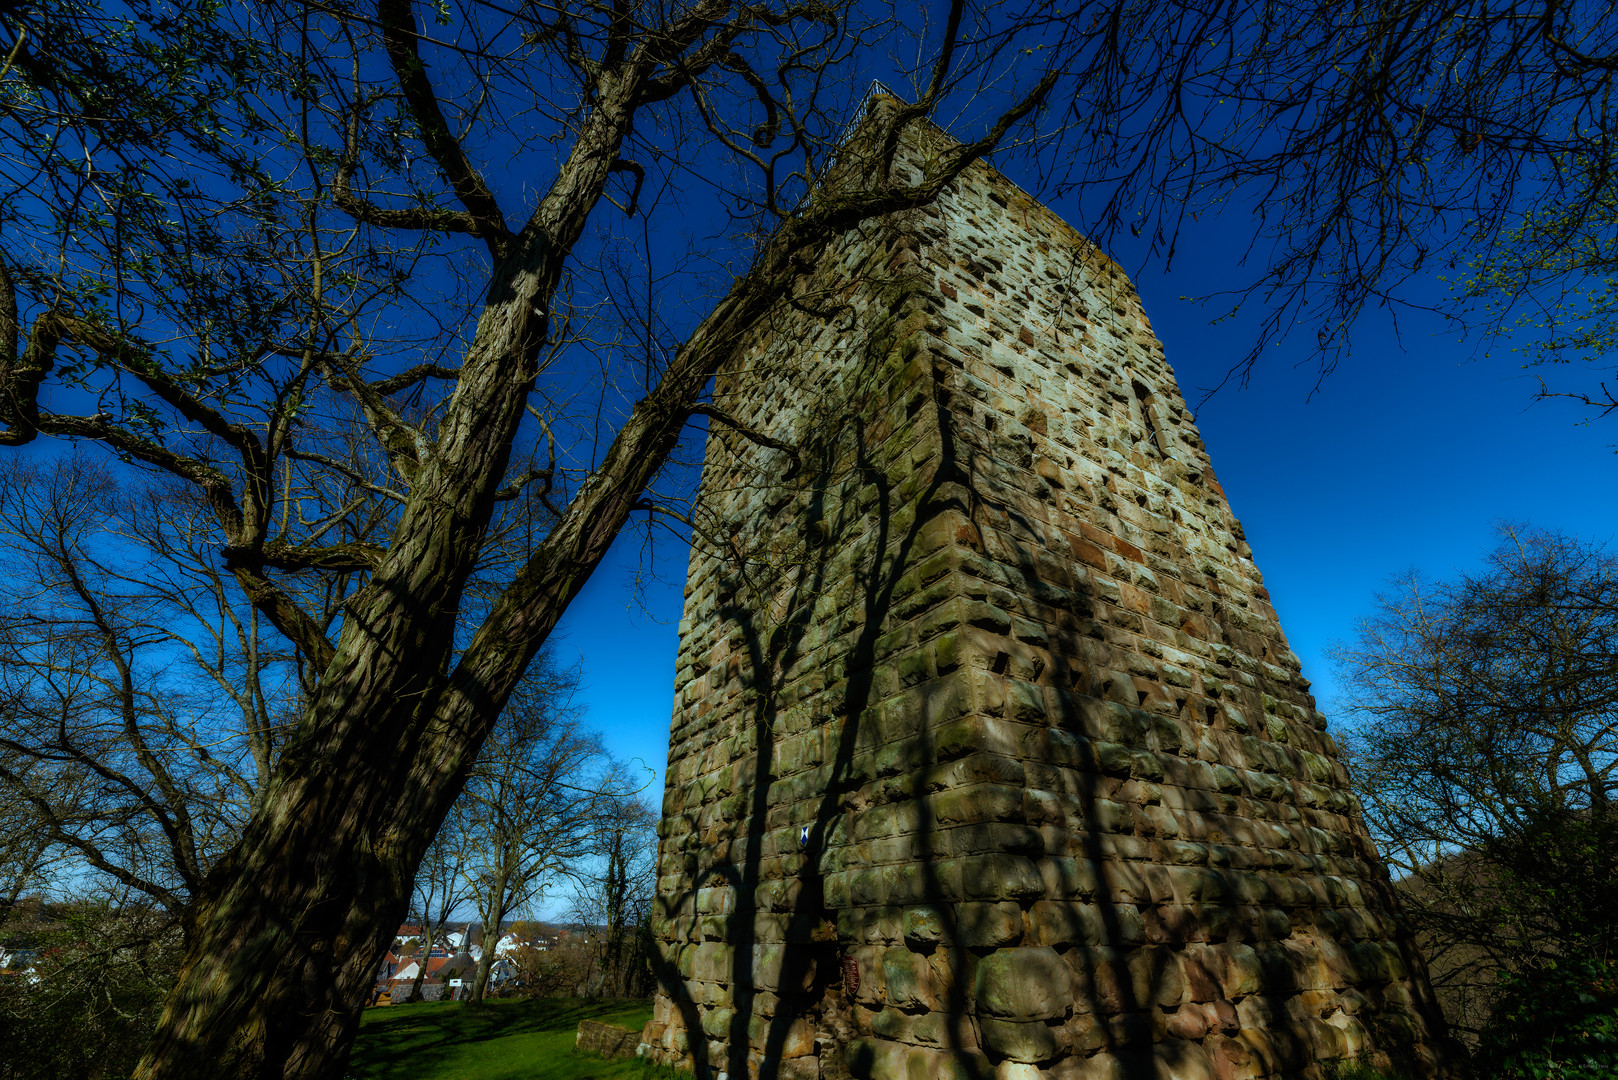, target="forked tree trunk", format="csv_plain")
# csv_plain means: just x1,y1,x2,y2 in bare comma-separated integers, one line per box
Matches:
124,88,1036,1080
128,303,713,1079
130,80,650,1080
